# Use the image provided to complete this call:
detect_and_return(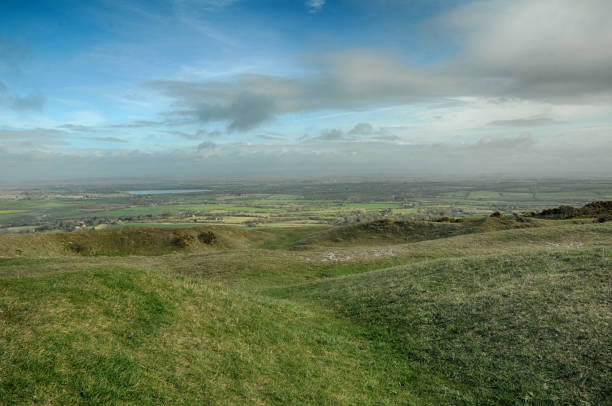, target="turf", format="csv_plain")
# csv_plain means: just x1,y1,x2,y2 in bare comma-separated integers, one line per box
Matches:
0,218,611,404
291,215,547,248
0,226,328,258
0,267,420,405
272,249,612,404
